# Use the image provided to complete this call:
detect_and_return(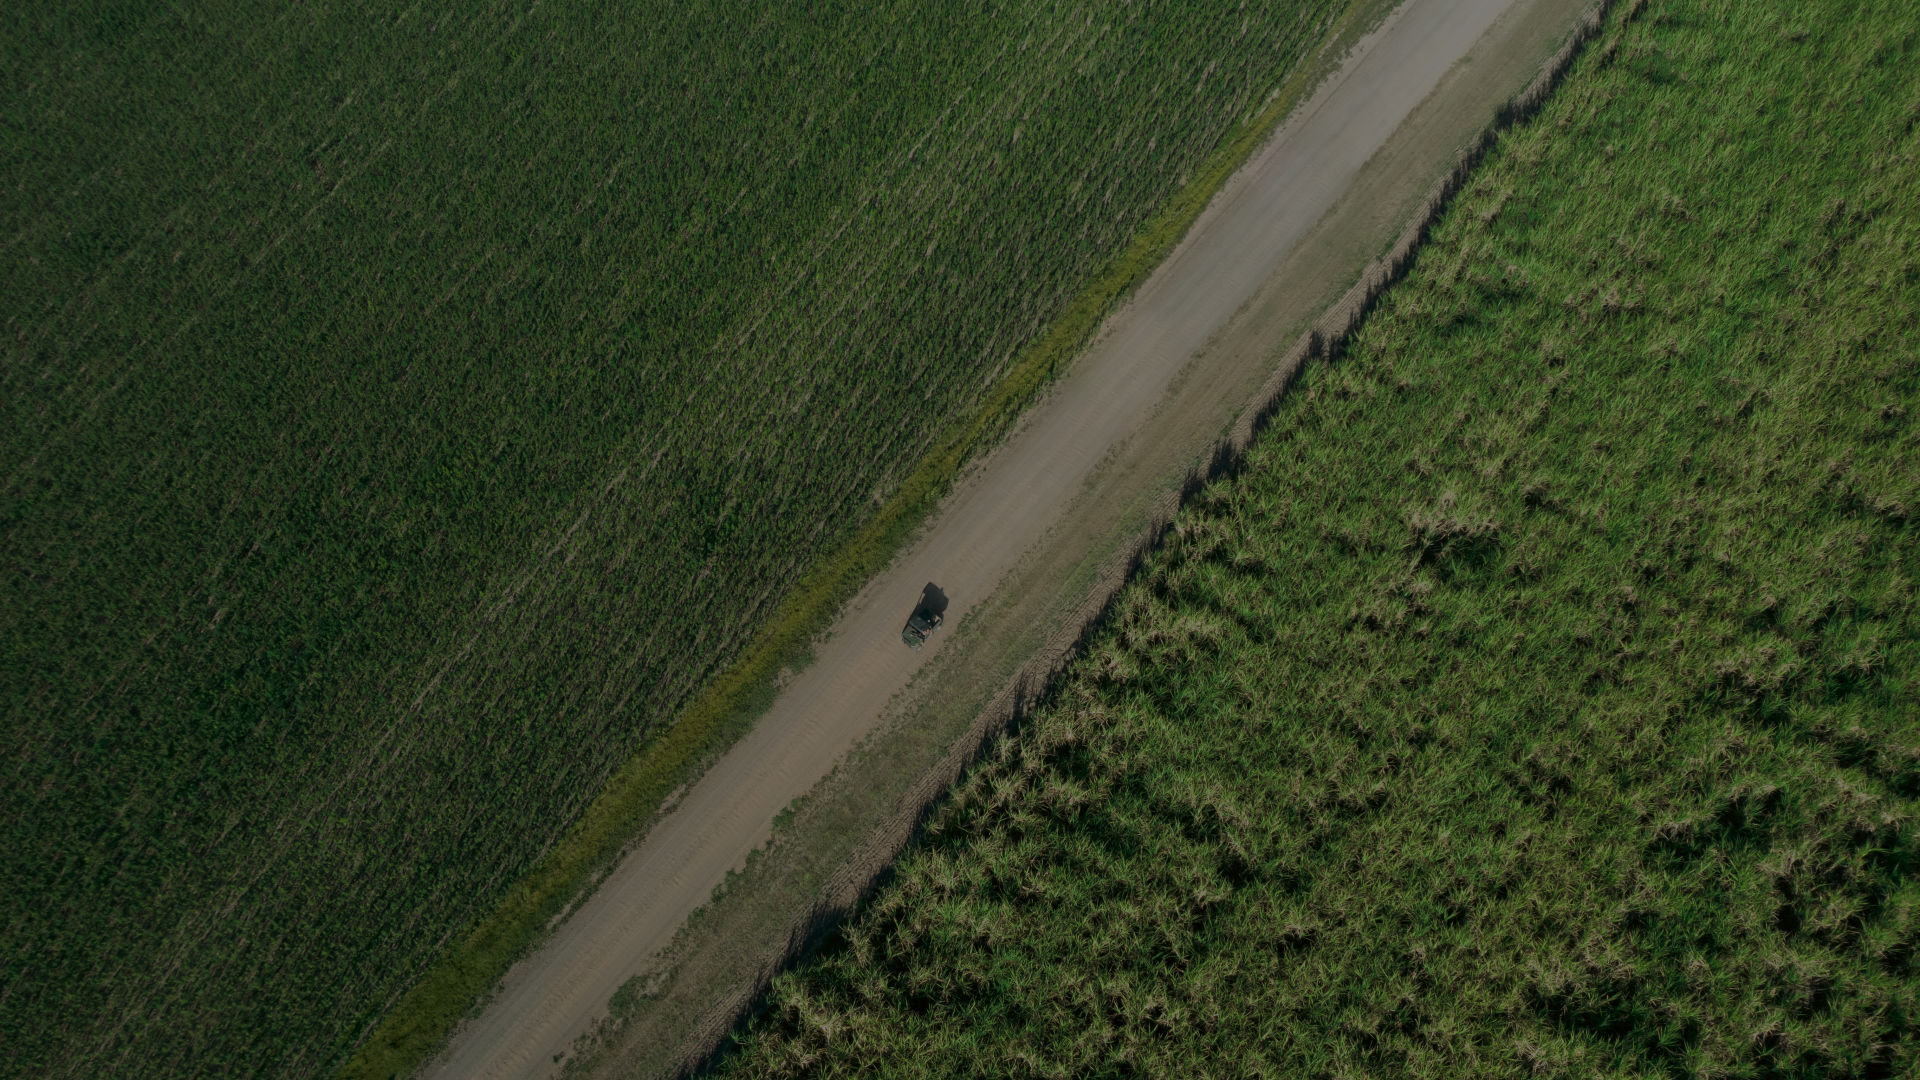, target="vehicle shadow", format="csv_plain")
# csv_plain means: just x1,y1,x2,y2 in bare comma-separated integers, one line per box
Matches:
918,582,949,619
